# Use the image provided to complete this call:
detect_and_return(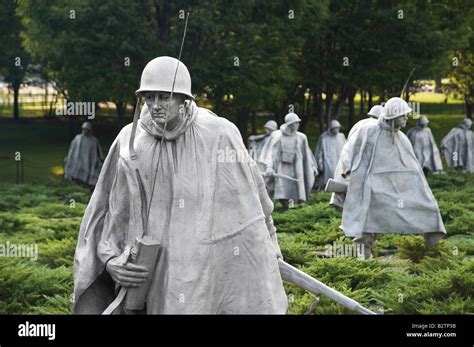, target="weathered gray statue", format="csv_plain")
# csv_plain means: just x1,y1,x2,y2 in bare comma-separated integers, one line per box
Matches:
315,120,346,189
248,120,277,163
406,116,443,176
64,122,103,188
260,112,317,211
73,56,287,314
440,118,474,172
329,97,446,258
